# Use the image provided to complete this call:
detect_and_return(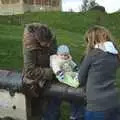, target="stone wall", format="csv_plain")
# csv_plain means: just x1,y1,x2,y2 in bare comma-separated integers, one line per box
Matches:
0,2,24,15
0,0,61,15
